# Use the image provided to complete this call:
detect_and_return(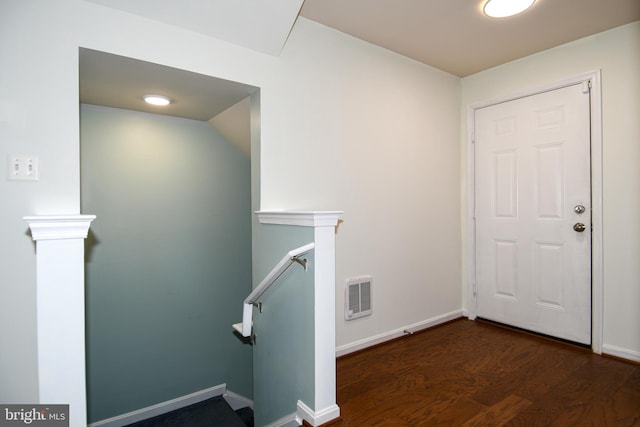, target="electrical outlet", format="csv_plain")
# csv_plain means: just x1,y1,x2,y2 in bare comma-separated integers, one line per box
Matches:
7,154,39,181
